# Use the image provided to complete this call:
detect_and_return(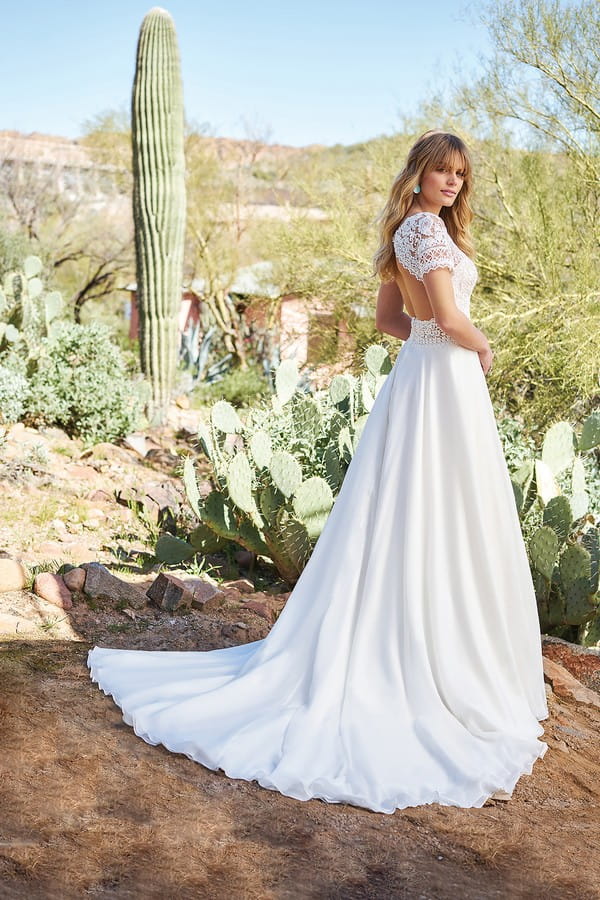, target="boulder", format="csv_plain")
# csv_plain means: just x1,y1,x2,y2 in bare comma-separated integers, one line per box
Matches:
82,562,147,609
543,657,600,709
62,567,86,593
0,558,27,593
33,573,73,610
